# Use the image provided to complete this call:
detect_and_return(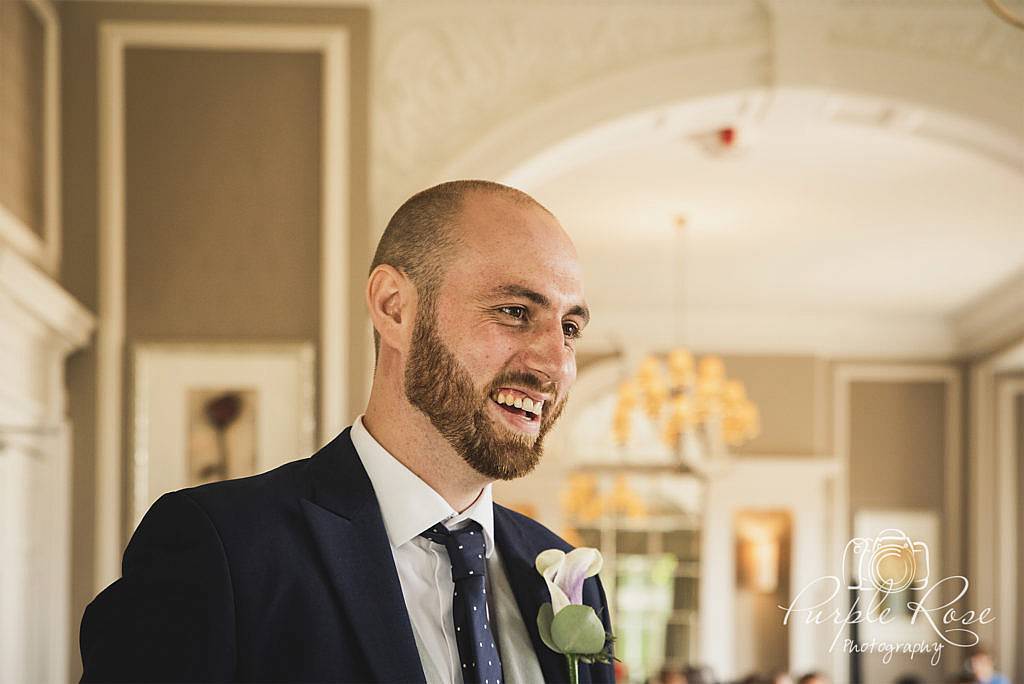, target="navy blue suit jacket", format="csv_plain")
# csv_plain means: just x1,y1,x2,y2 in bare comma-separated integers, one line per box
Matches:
80,428,616,683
